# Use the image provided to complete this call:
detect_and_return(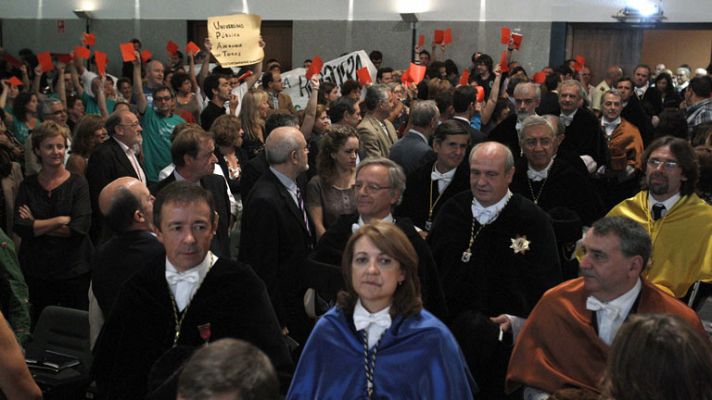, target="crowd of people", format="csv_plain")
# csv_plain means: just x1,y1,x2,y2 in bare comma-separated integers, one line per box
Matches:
0,29,711,399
